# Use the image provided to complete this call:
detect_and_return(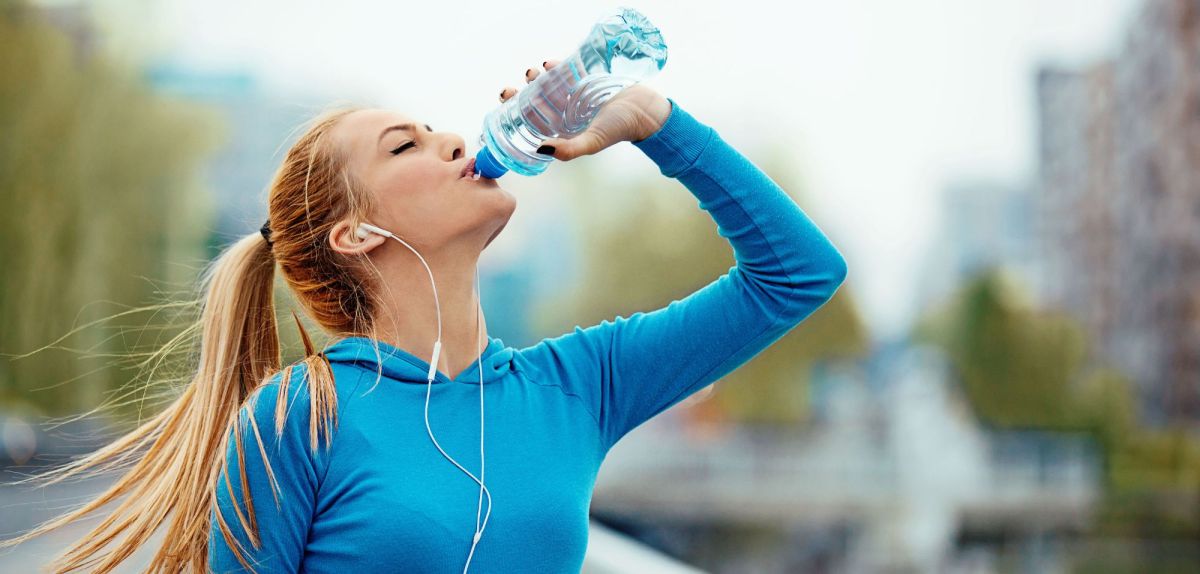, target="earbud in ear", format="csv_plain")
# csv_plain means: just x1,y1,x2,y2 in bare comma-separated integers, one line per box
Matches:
356,222,392,240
